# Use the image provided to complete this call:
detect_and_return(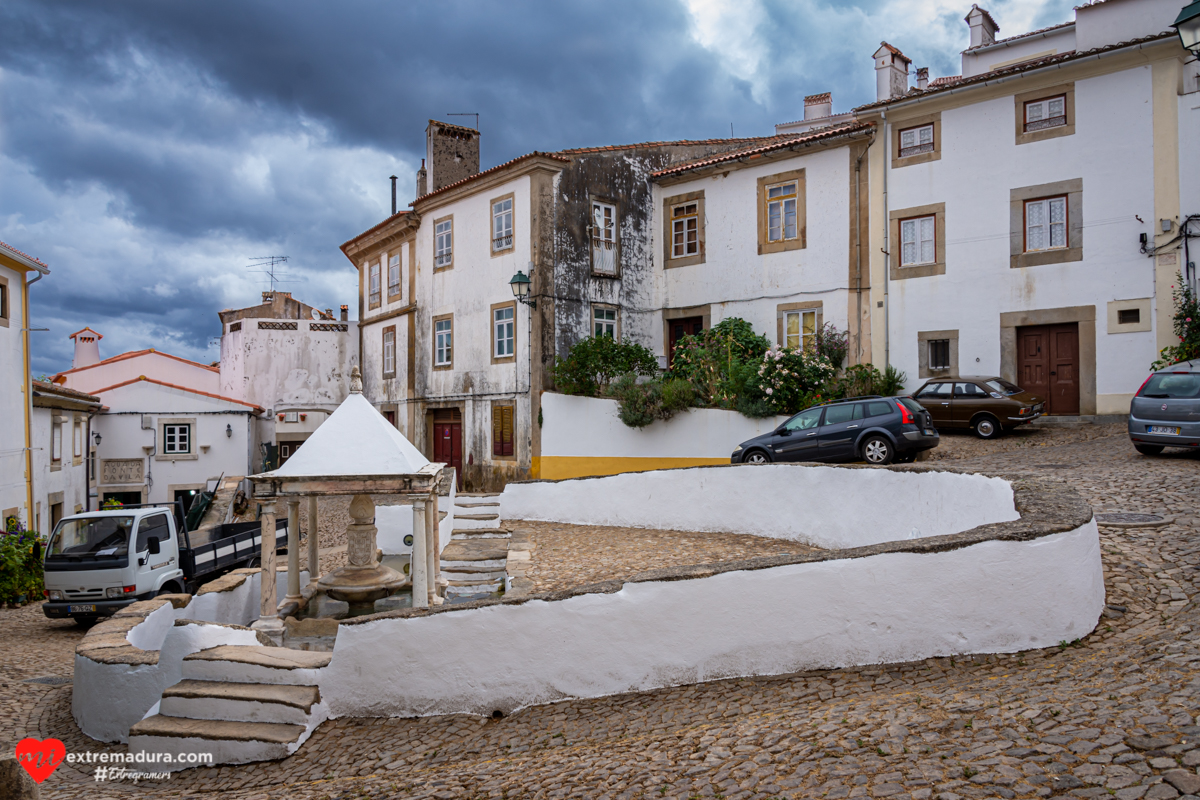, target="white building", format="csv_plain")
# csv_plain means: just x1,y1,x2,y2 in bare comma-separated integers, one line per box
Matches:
30,380,102,531
55,330,220,396
857,0,1197,415
0,241,49,532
